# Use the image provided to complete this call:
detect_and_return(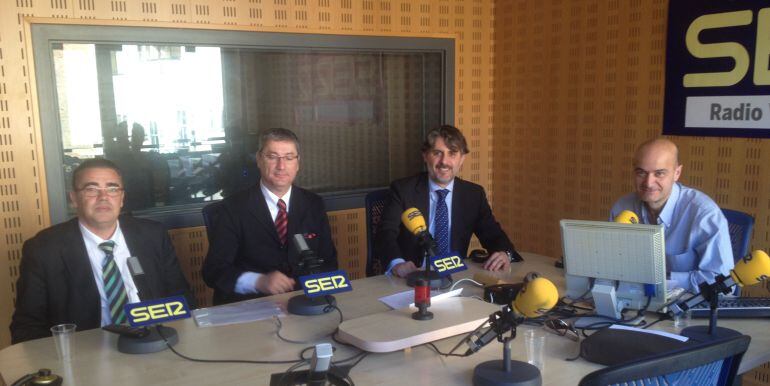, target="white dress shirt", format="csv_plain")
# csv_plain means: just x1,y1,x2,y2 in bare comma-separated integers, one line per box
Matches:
80,221,140,326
